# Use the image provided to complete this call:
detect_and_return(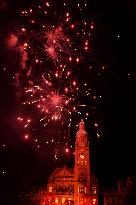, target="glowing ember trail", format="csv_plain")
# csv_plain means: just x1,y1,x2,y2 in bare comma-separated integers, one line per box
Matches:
5,0,104,155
